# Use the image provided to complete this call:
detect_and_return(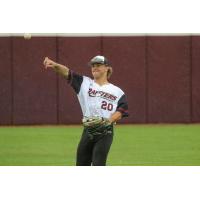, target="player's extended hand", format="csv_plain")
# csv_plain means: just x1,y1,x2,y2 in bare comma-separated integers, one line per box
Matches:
43,57,58,69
